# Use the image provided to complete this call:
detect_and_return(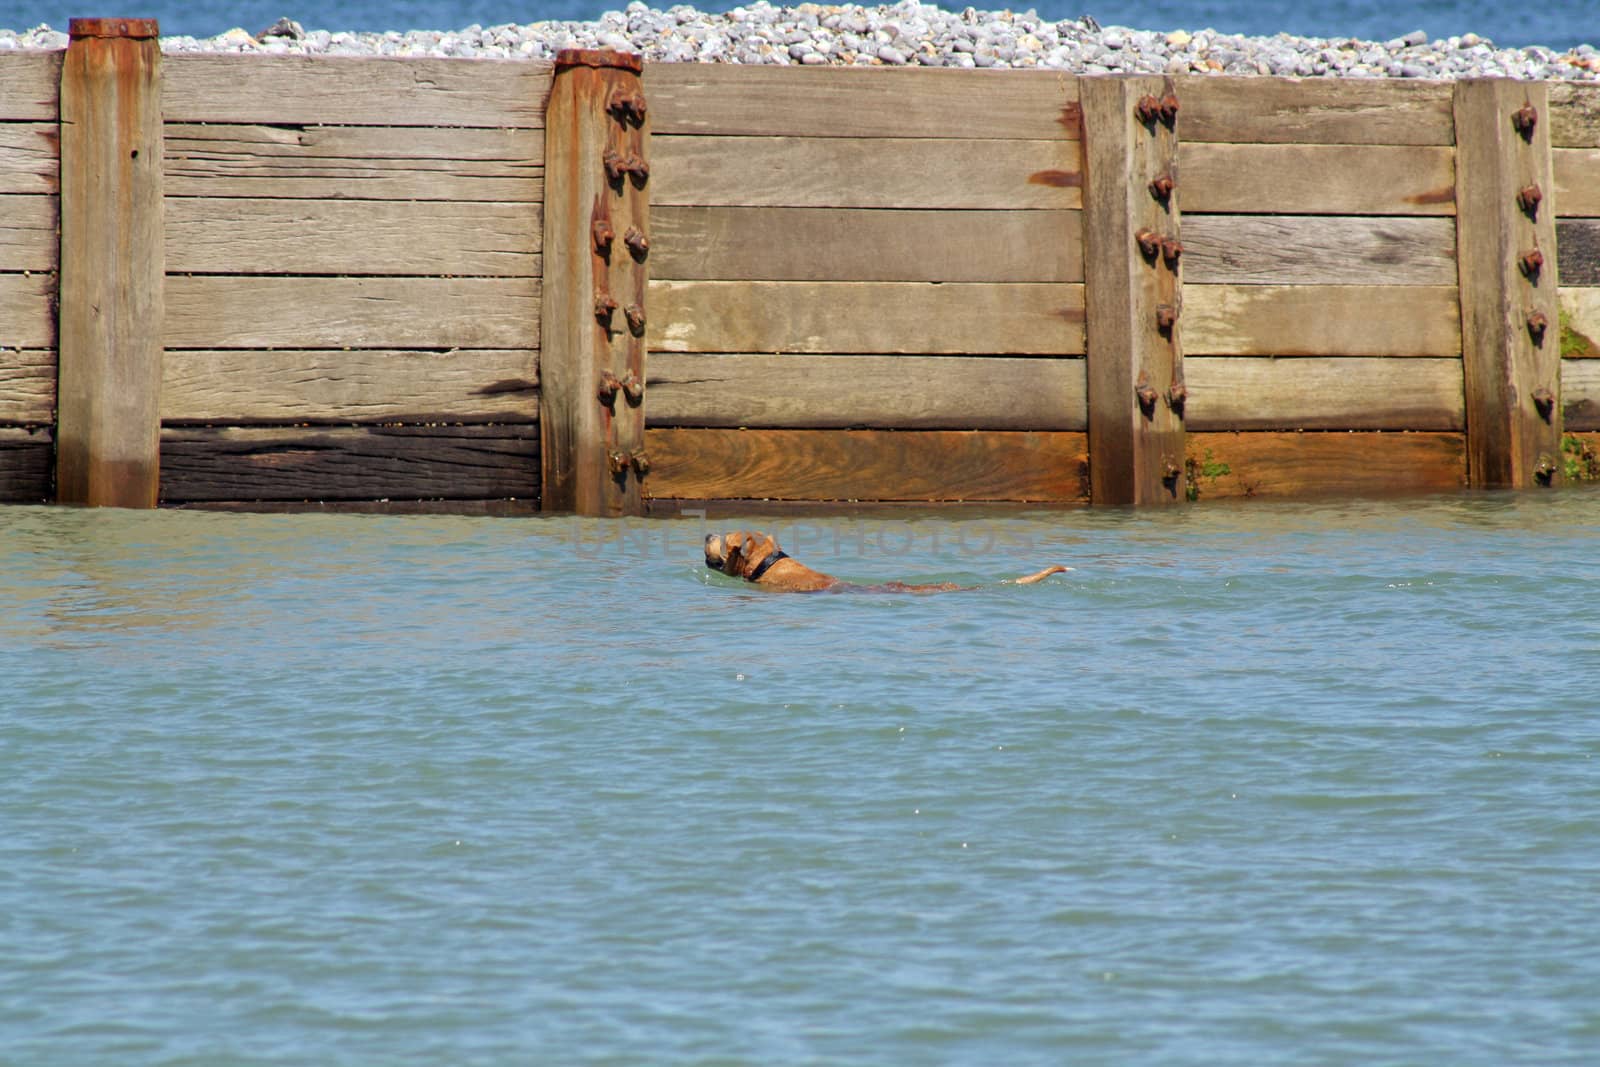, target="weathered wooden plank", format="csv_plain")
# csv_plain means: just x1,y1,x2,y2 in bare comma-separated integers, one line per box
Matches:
161,350,538,424
159,425,539,502
647,354,1086,430
643,428,1088,502
166,199,540,276
1184,357,1463,431
645,64,1079,139
0,124,60,195
648,280,1085,355
651,207,1083,283
1179,142,1455,215
1552,148,1600,216
1183,215,1455,286
0,425,52,502
1563,288,1600,358
1184,432,1466,500
0,52,61,121
162,54,552,127
0,349,55,425
1556,220,1600,287
1550,83,1600,149
1564,358,1600,430
1183,285,1461,357
164,124,543,201
651,135,1080,209
0,195,57,272
0,273,57,349
165,276,539,350
1179,77,1454,146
